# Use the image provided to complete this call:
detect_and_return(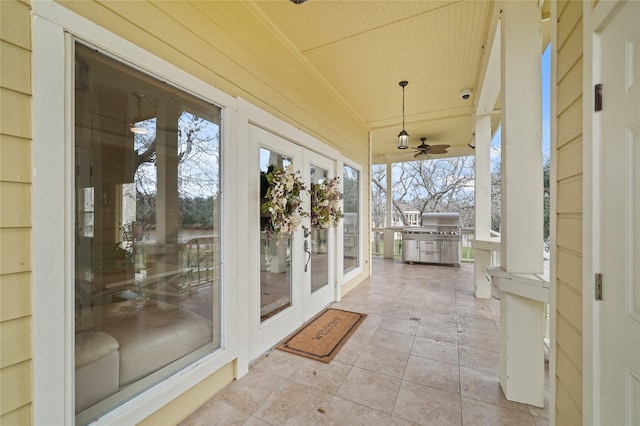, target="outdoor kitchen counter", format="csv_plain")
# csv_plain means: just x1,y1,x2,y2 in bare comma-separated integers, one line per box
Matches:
400,213,461,266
